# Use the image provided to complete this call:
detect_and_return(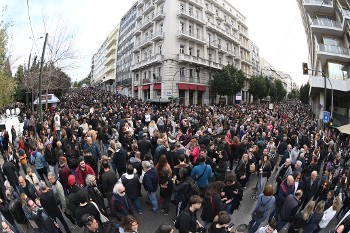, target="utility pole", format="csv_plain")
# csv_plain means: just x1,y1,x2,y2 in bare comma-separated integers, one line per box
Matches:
38,33,48,123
